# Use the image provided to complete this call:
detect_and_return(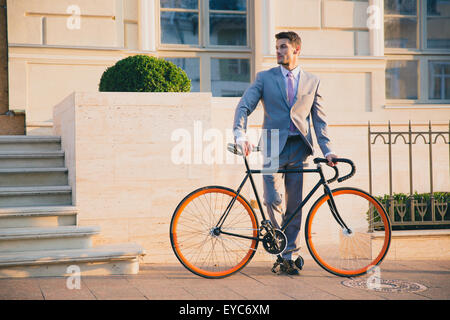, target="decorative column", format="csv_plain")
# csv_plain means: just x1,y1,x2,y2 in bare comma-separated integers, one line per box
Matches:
262,0,275,56
368,0,384,56
139,0,156,52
